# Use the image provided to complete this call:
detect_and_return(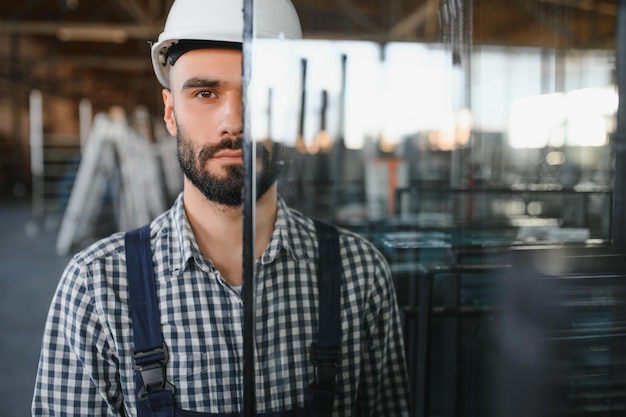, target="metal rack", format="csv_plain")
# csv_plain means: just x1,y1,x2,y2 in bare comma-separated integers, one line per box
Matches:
395,241,626,417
